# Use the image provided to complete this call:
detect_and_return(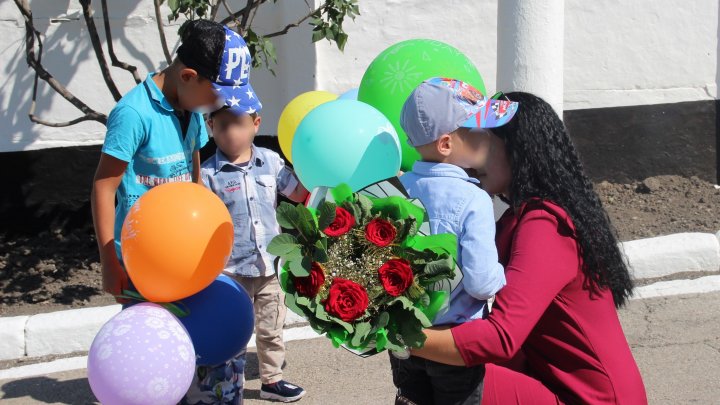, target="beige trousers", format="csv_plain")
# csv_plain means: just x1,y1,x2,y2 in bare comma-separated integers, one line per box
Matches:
227,273,287,385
